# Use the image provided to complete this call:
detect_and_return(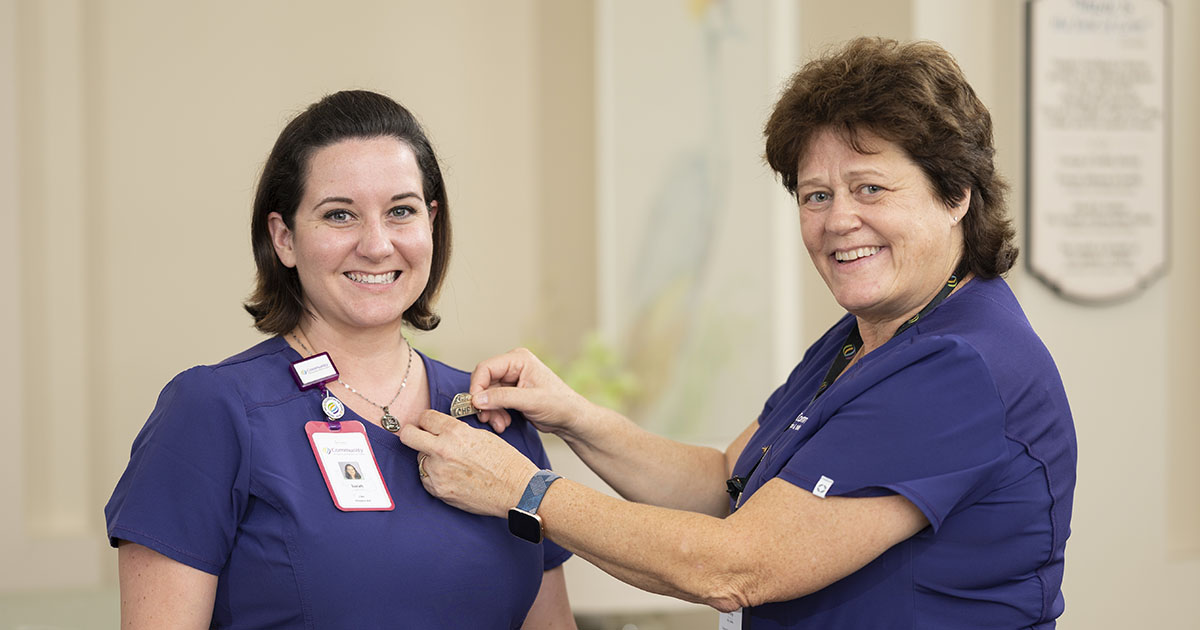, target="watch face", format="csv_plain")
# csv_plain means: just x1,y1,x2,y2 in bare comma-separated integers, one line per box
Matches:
508,508,543,543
